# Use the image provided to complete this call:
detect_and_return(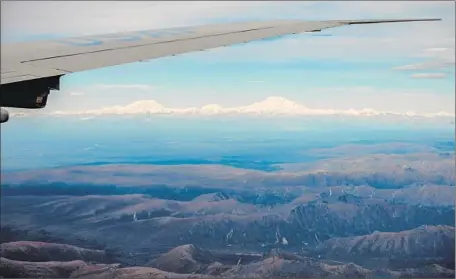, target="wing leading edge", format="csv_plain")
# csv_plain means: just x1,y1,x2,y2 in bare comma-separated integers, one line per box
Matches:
0,18,441,122
1,18,440,85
